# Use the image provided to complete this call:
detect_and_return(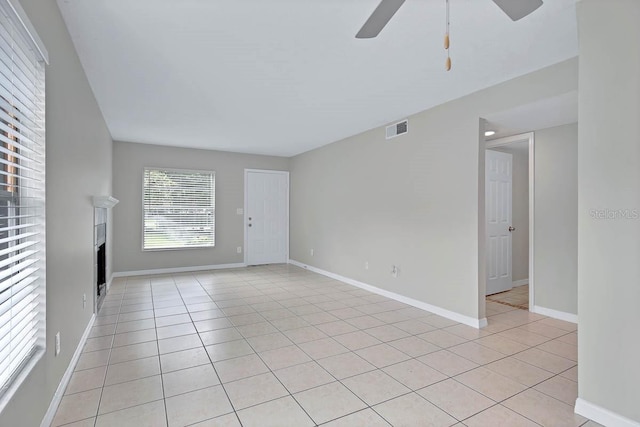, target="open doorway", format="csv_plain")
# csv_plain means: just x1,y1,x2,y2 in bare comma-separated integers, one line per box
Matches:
479,90,579,324
484,133,533,311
